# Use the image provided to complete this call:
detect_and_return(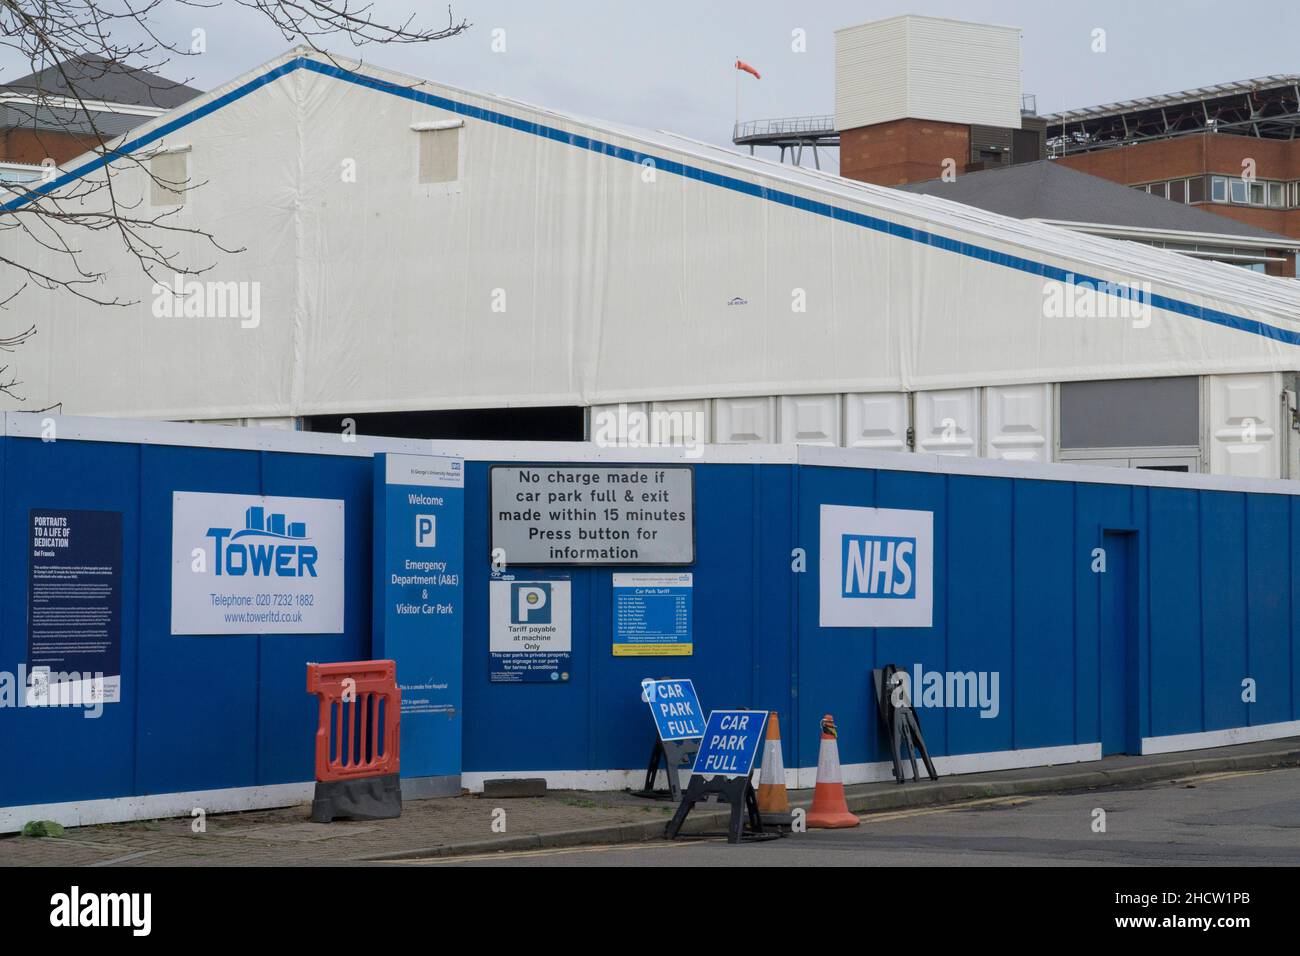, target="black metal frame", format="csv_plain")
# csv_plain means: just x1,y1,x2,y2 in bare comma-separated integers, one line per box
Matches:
632,736,699,802
663,772,778,844
873,665,938,784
